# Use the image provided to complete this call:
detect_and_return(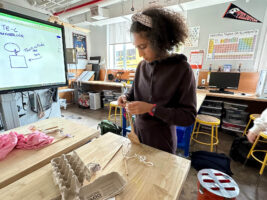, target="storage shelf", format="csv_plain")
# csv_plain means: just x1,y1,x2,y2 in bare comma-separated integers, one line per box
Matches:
201,105,222,110
199,111,221,117
204,99,223,103
222,120,247,127
221,126,244,133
